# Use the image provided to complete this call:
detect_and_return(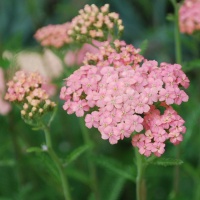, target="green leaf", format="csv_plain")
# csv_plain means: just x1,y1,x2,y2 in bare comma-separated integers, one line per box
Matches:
66,168,89,185
93,155,136,182
48,105,58,127
0,159,15,167
166,14,175,21
0,197,12,200
26,147,43,153
107,177,126,200
0,58,10,69
139,39,148,55
183,162,198,181
31,126,43,131
64,144,91,166
182,59,200,72
147,157,183,167
183,106,200,147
